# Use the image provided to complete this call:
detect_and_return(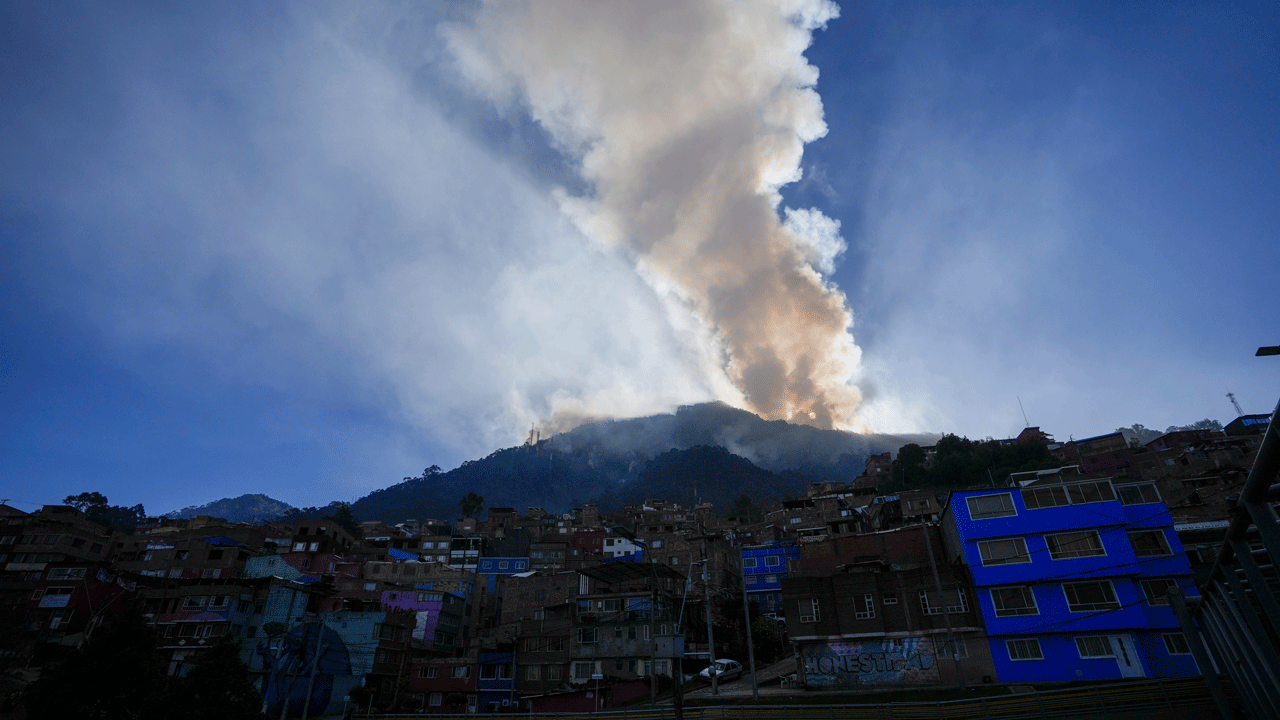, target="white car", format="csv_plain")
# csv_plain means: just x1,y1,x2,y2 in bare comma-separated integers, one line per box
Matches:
699,659,743,682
